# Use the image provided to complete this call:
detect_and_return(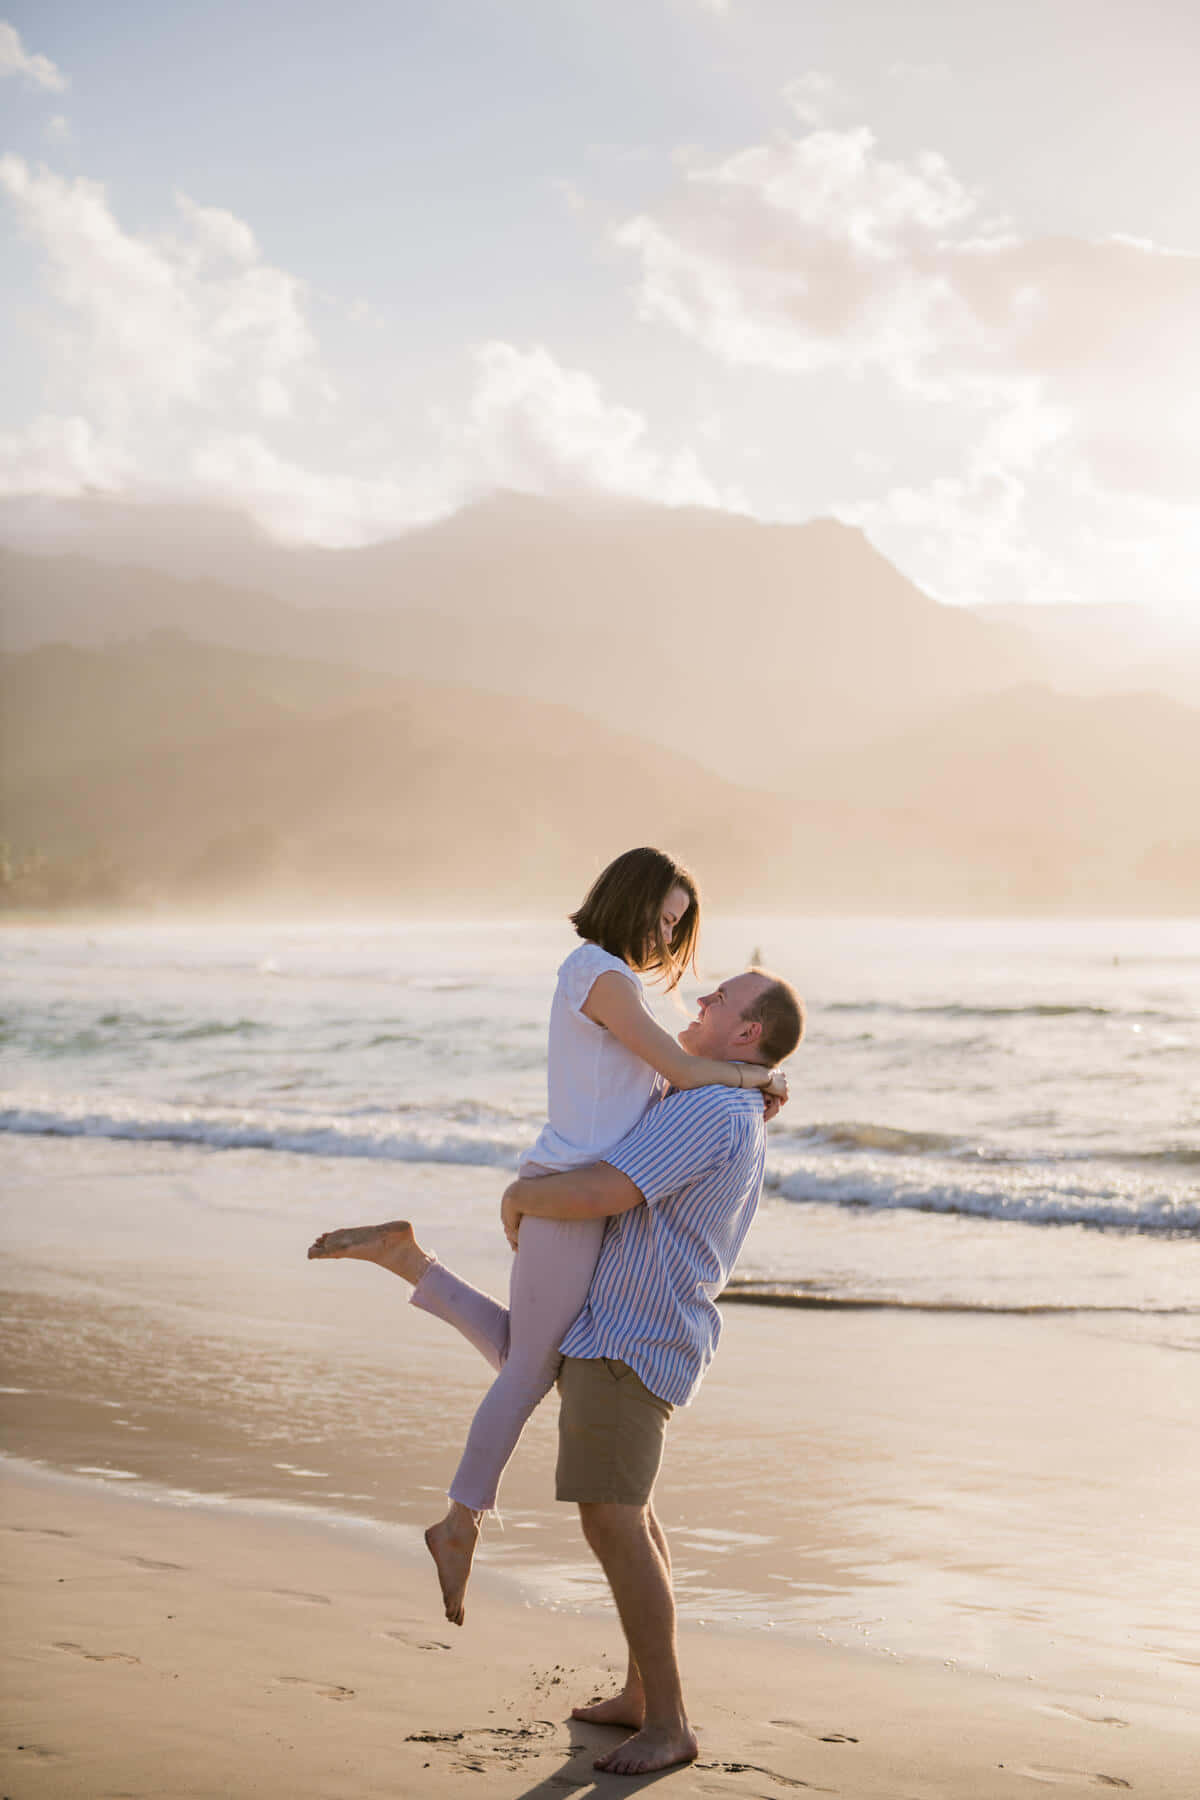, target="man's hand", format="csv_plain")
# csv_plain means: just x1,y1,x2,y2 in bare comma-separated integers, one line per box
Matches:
499,1162,644,1234
501,1182,522,1251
